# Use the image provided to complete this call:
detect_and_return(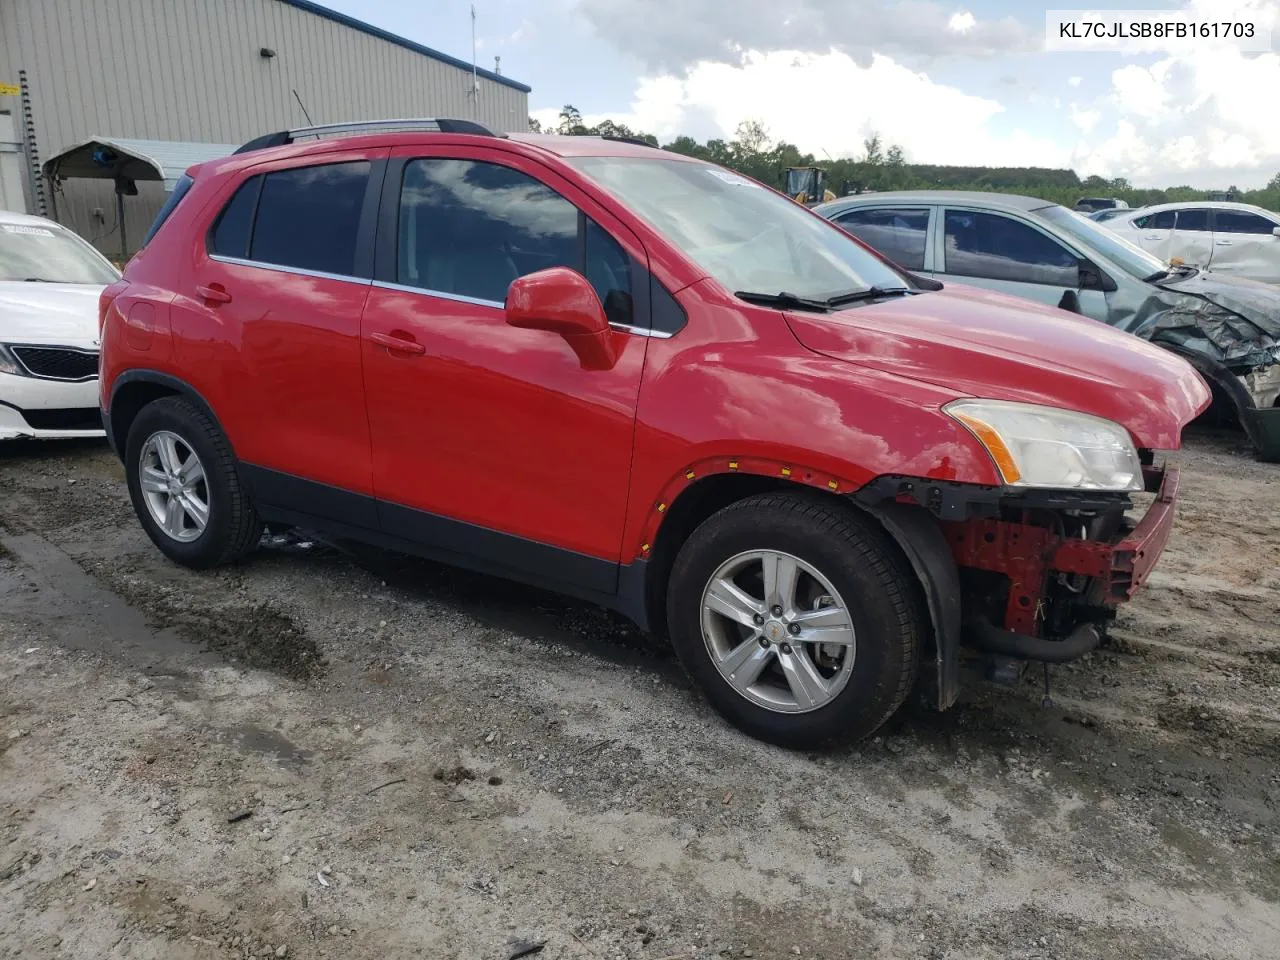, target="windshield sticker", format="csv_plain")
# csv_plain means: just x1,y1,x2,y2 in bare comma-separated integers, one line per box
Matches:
706,169,761,188
2,224,55,237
